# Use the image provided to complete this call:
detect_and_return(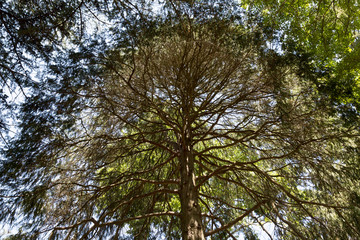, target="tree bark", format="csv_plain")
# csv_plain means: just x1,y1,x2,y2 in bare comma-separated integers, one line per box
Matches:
179,141,205,240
